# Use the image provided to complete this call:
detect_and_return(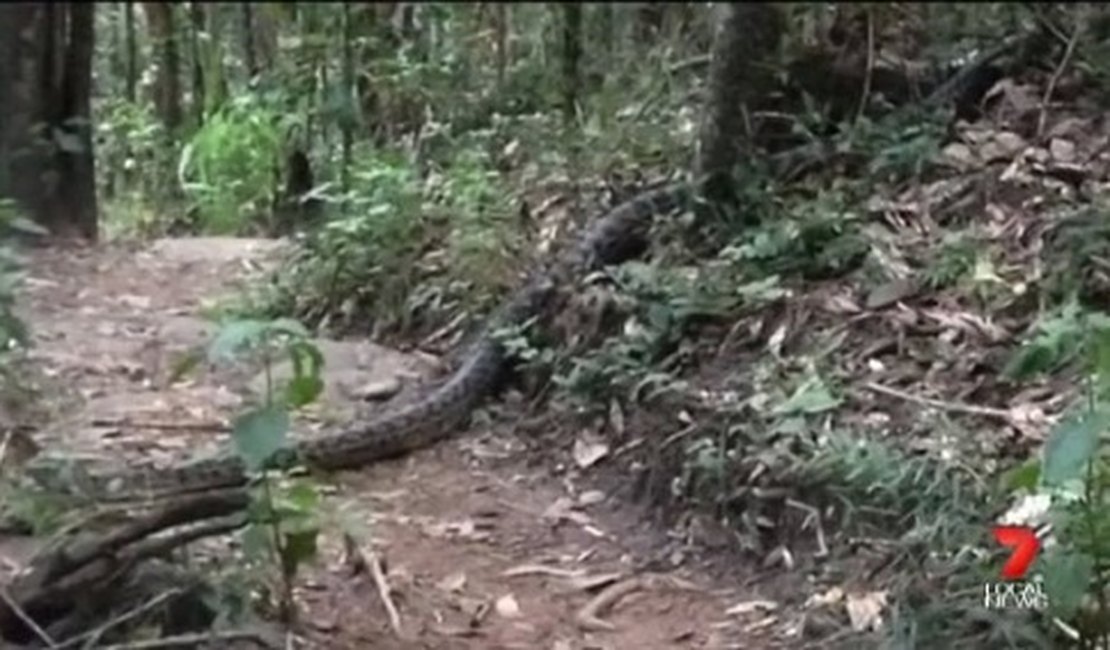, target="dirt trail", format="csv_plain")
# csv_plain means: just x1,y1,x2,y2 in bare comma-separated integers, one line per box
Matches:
14,238,776,649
